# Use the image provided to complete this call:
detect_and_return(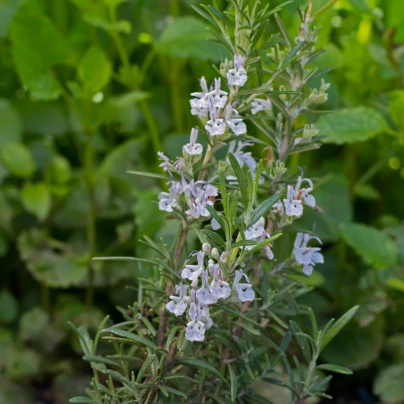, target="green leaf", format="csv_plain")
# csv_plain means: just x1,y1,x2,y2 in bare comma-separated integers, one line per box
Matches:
317,107,388,144
228,363,237,403
176,358,228,384
0,99,22,147
0,289,18,324
106,370,135,392
0,143,35,178
0,0,23,38
78,45,112,94
374,364,404,404
247,193,283,228
201,229,226,248
243,233,282,256
18,229,88,288
290,321,312,363
21,182,51,221
69,398,93,404
316,364,353,375
341,223,398,269
322,316,384,370
82,355,120,367
9,2,71,100
320,305,359,351
228,153,248,208
389,90,404,130
19,307,49,341
162,386,187,399
155,16,224,61
102,328,159,351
